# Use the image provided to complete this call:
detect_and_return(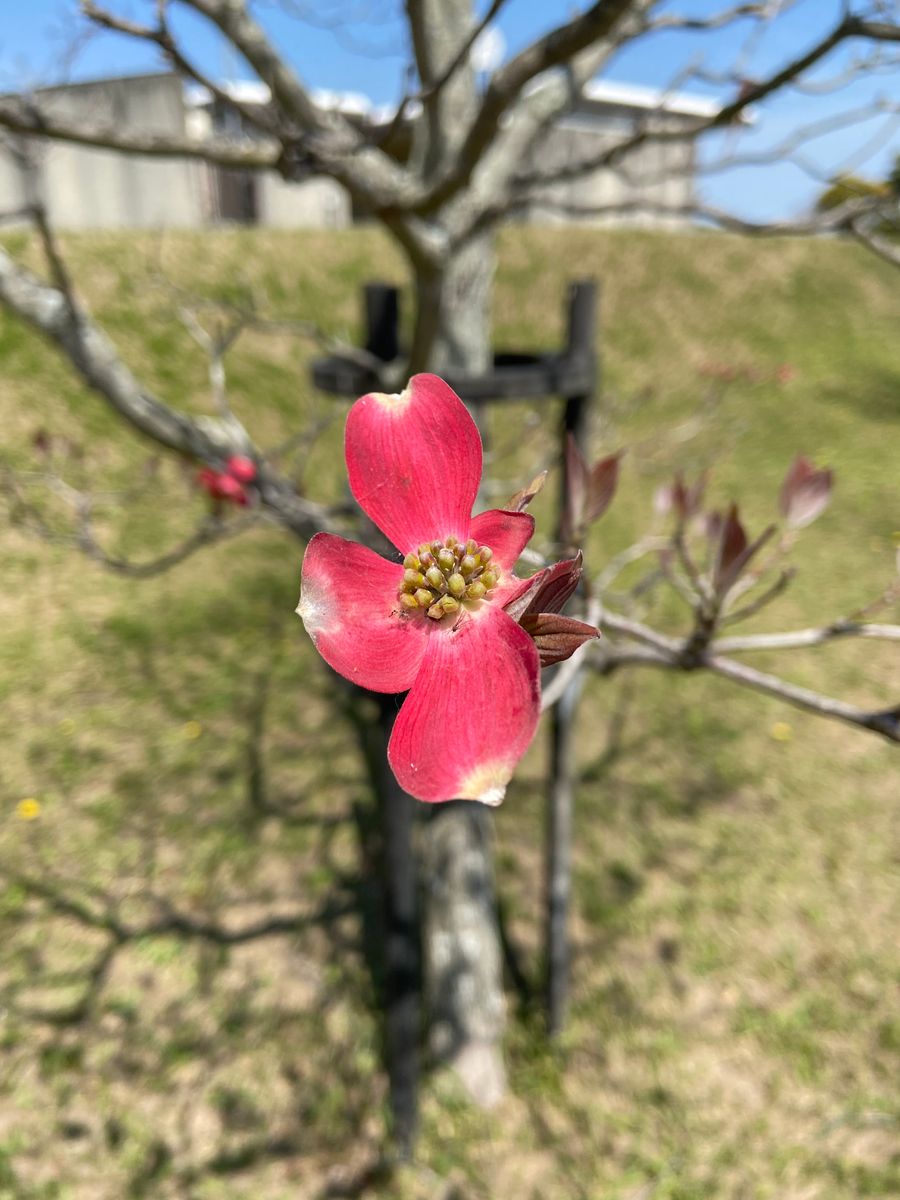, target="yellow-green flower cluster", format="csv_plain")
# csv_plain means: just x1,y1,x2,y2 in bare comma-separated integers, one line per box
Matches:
399,536,499,620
